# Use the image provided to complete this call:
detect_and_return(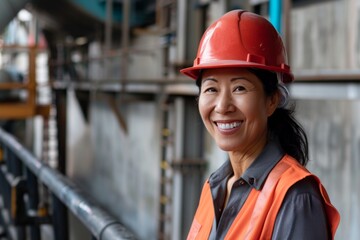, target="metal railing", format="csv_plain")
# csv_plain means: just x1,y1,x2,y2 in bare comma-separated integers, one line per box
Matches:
0,127,136,240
